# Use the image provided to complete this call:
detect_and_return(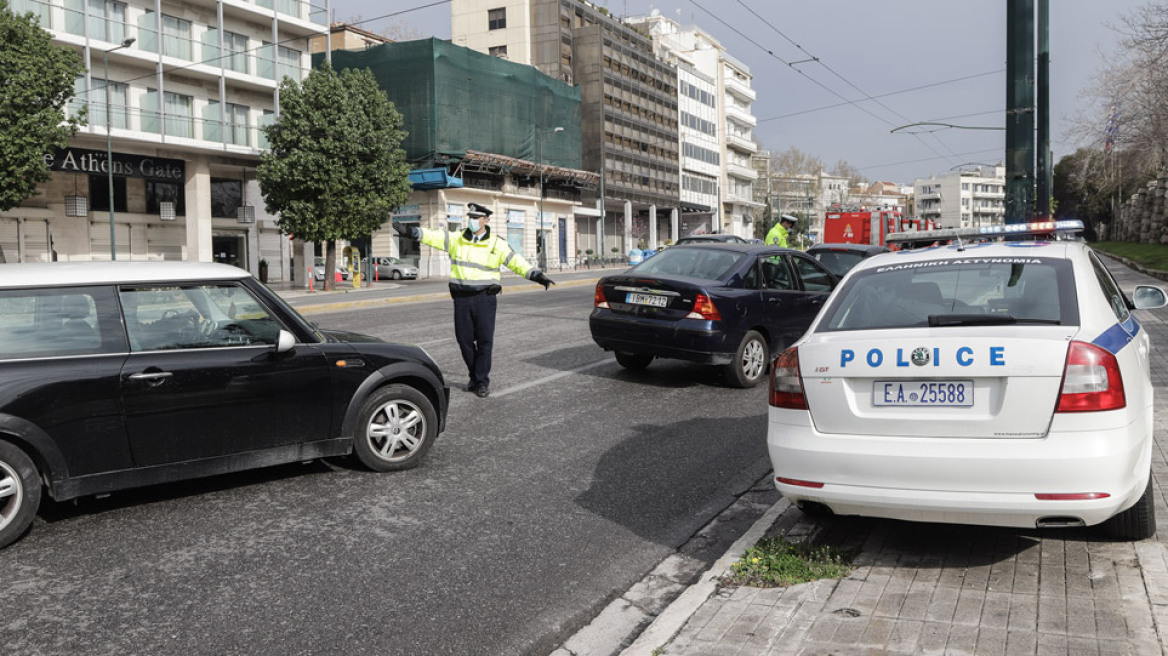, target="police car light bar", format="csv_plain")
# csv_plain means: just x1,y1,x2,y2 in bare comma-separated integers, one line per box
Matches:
885,219,1085,245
